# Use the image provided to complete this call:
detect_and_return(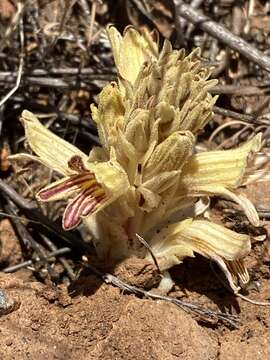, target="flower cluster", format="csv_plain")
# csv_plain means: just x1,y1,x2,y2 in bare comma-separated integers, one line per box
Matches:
14,26,261,293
